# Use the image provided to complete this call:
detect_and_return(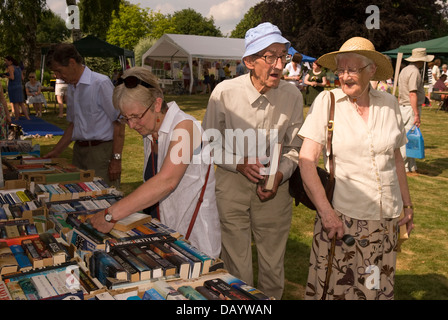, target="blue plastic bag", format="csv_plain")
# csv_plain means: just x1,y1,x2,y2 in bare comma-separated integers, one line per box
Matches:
406,125,425,159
